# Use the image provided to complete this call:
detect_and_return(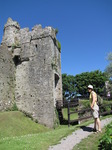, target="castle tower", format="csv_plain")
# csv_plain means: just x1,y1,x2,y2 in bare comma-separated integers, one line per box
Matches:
0,18,62,128
2,18,20,49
